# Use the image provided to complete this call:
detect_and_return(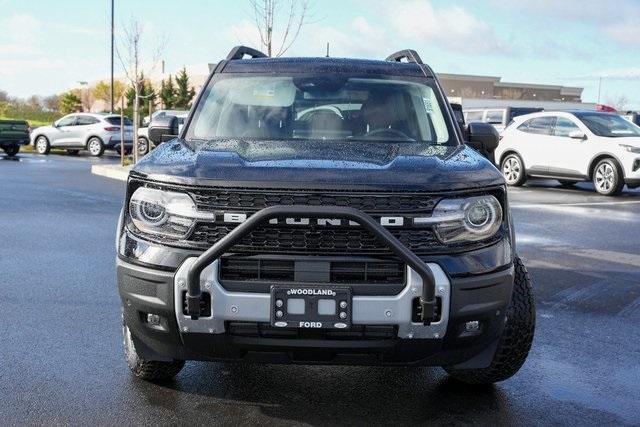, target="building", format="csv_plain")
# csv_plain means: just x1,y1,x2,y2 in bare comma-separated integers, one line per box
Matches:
437,73,583,102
